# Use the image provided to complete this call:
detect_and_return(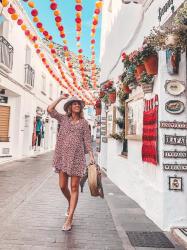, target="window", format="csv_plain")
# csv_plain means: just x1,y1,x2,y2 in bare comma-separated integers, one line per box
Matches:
0,105,10,142
41,74,46,95
25,46,31,65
